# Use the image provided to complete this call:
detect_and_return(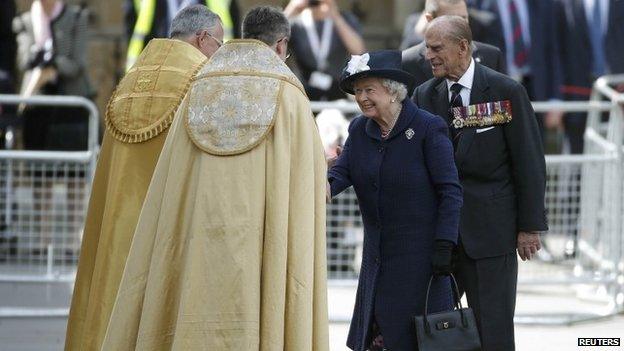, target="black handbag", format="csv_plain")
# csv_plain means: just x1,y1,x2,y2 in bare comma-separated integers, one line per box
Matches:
414,274,482,351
